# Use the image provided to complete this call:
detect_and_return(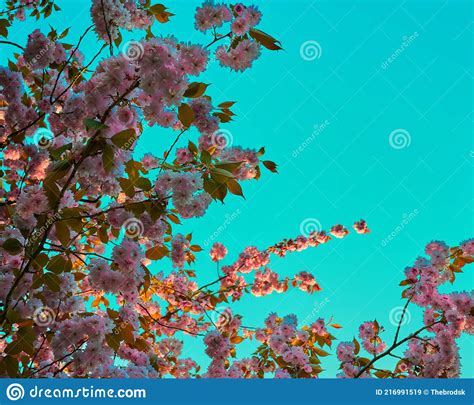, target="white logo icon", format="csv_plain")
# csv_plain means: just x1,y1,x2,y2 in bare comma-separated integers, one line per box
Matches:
6,383,25,401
